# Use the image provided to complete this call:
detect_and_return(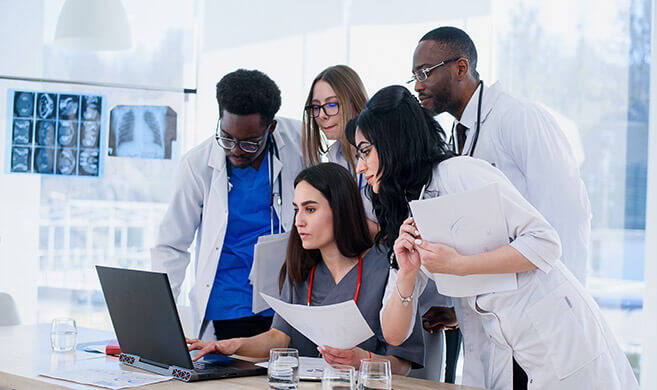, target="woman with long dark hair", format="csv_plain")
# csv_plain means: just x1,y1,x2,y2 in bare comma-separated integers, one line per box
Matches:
346,85,638,389
188,162,423,375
